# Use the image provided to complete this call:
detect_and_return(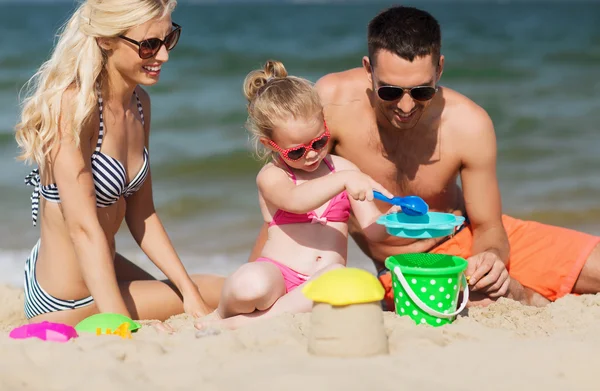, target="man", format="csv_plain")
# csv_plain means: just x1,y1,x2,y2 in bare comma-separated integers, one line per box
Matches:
248,5,600,310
